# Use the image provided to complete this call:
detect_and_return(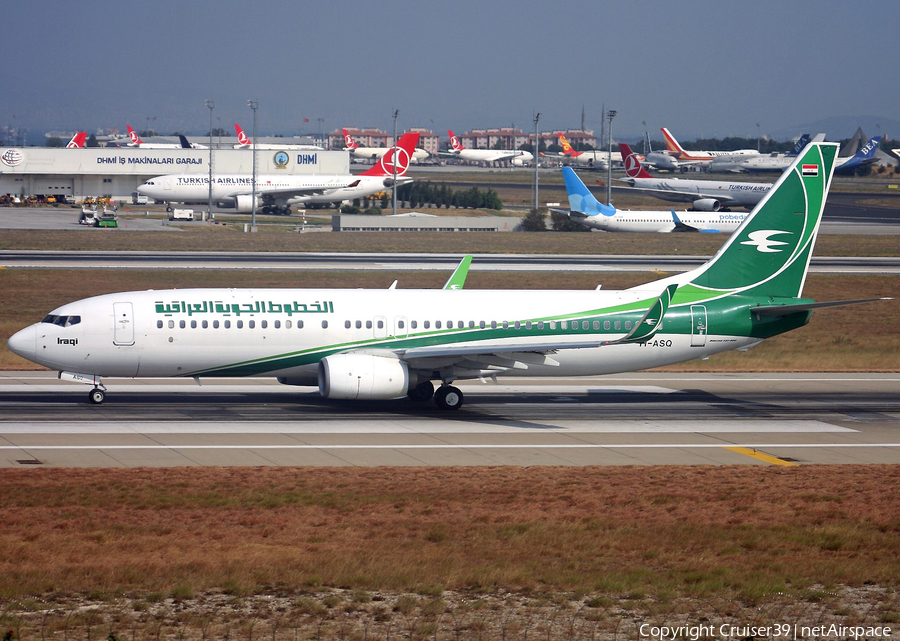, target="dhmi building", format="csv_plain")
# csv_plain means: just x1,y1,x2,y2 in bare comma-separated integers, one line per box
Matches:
0,147,348,202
